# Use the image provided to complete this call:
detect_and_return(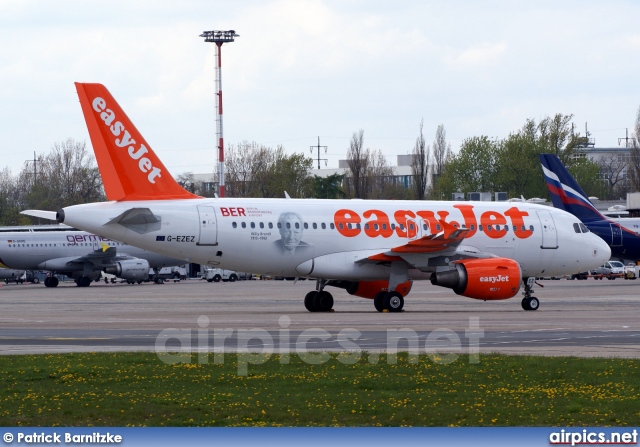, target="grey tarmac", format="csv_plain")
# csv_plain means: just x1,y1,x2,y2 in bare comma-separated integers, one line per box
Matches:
0,278,638,358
